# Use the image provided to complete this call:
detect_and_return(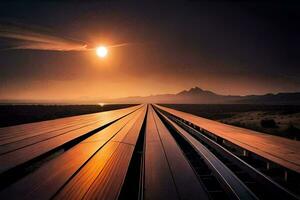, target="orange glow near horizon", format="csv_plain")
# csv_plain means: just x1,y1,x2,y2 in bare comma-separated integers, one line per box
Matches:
96,46,108,58
0,38,295,103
